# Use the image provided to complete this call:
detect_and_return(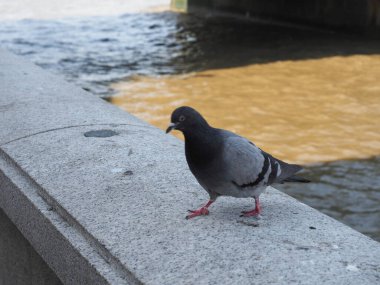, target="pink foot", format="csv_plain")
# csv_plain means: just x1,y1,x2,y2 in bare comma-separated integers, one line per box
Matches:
185,200,215,220
240,197,261,217
186,207,210,219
